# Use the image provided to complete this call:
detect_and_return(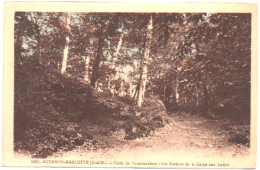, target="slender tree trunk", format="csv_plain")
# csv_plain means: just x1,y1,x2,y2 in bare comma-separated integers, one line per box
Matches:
203,81,209,113
80,14,92,83
30,13,43,65
61,13,70,74
90,35,103,87
120,80,124,96
84,56,90,82
137,15,153,107
141,62,148,99
132,82,139,102
170,83,176,105
175,73,179,105
196,82,199,107
14,12,28,133
111,84,115,97
195,81,200,114
38,37,42,64
107,32,125,93
112,30,125,80
108,77,111,90
15,12,28,65
129,81,133,97
113,33,125,58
